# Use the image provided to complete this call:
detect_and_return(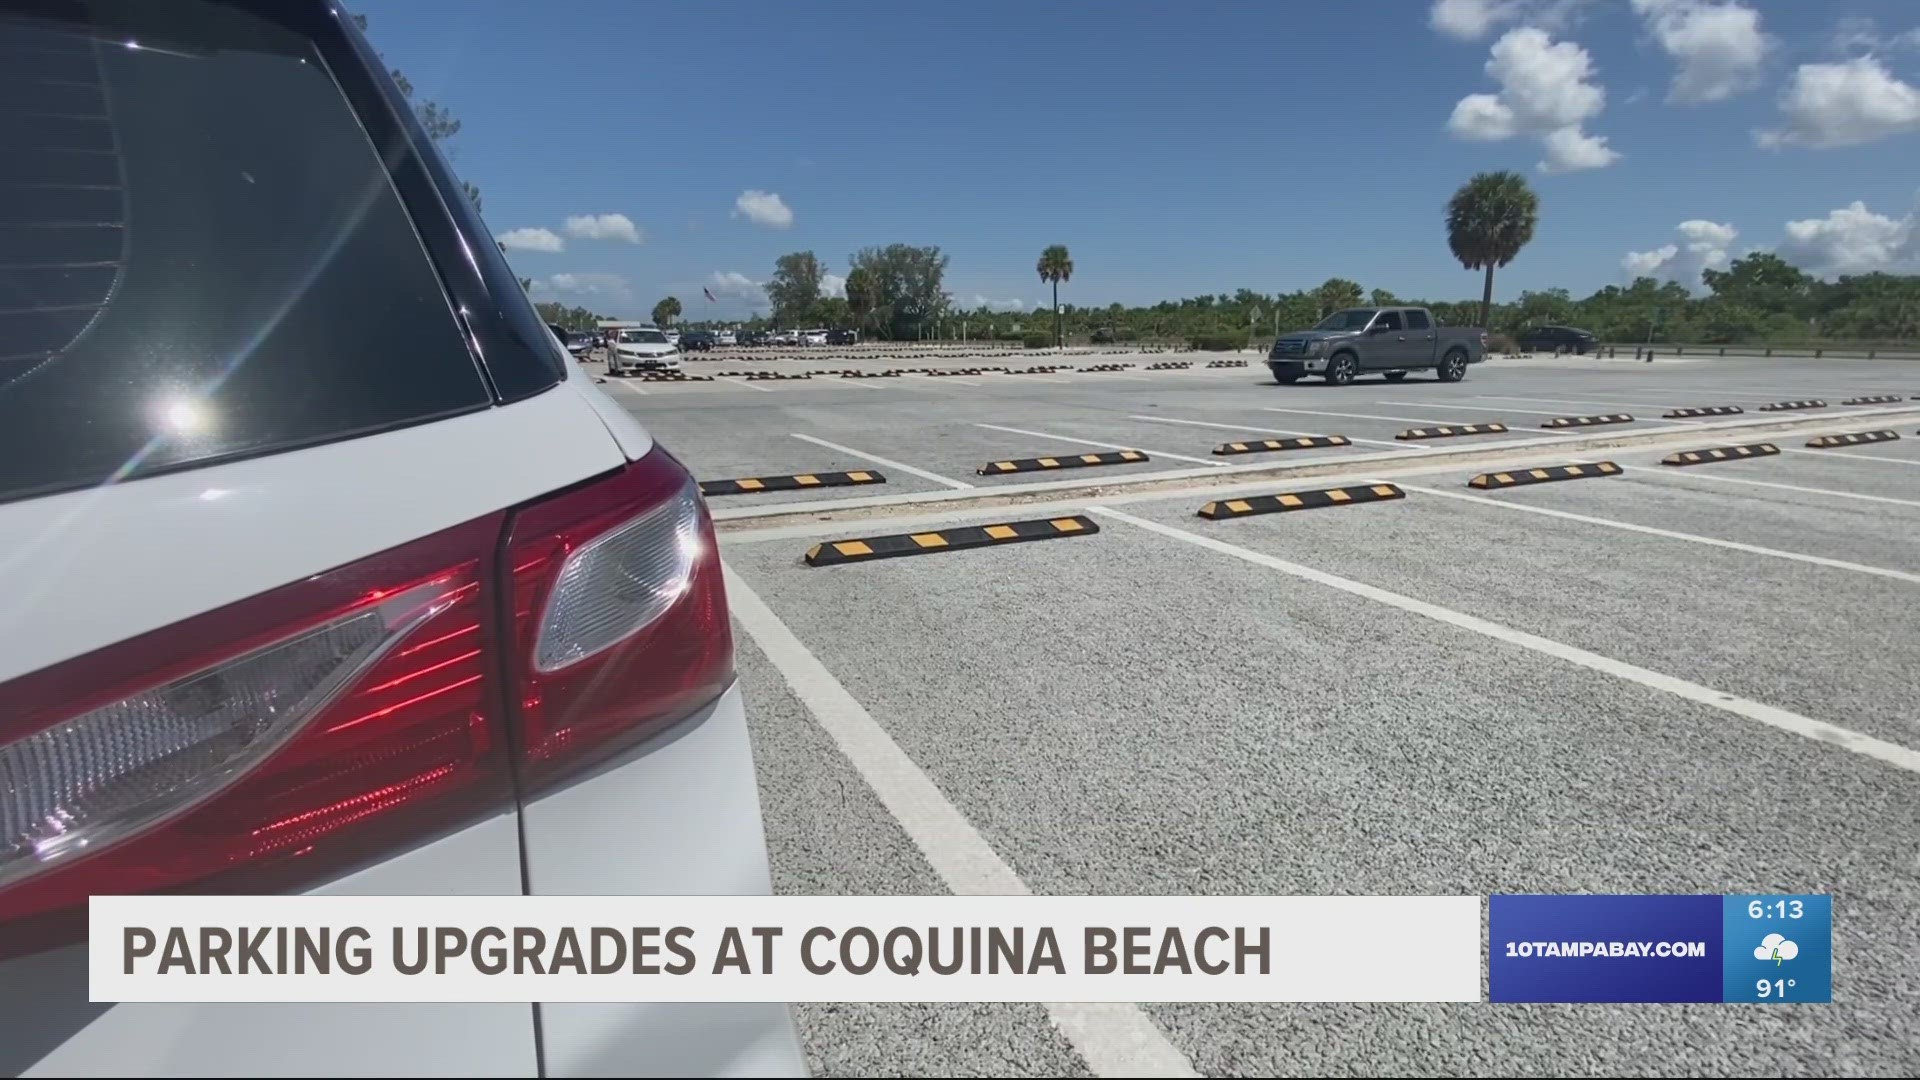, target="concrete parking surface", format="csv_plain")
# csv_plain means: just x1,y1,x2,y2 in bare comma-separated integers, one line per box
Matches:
605,350,1920,1077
